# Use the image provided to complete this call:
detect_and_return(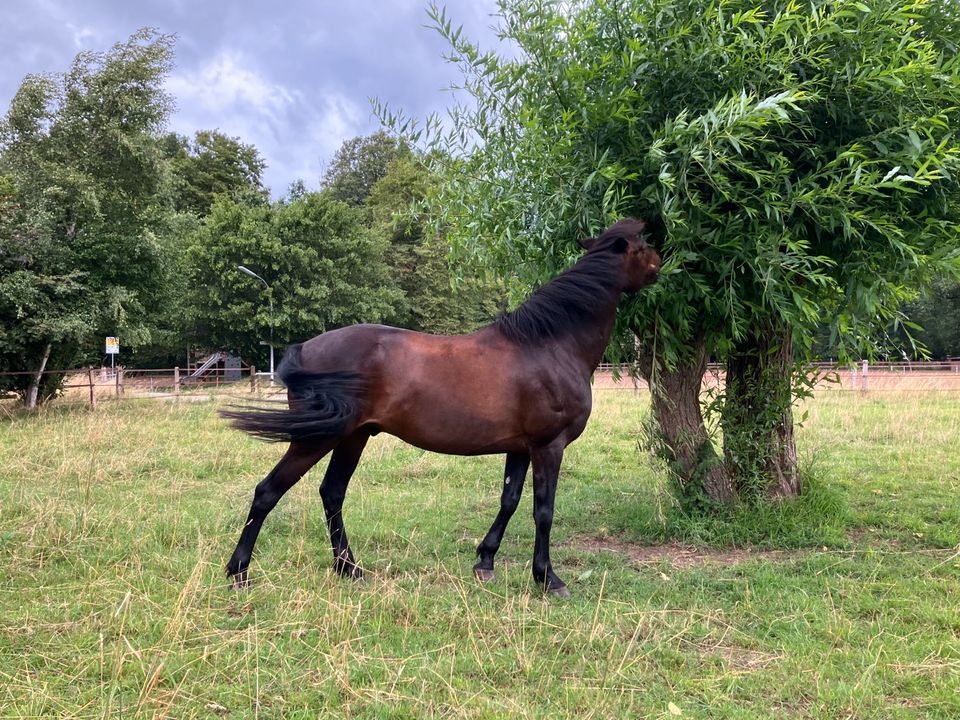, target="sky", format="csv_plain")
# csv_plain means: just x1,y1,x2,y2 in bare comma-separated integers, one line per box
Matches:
0,0,503,196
